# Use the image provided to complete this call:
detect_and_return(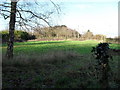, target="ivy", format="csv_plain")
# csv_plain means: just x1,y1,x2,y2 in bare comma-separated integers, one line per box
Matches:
91,43,112,66
91,43,113,88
